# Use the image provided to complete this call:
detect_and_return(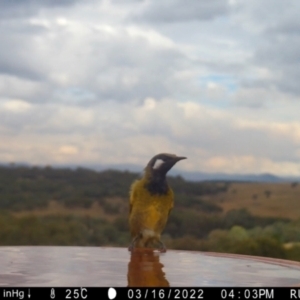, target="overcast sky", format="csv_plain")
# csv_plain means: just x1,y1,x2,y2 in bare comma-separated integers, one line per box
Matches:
1,0,300,175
